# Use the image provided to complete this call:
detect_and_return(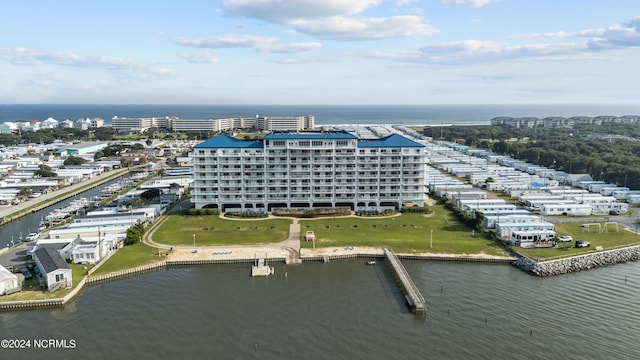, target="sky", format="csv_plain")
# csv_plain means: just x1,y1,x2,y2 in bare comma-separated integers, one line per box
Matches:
1,0,639,105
